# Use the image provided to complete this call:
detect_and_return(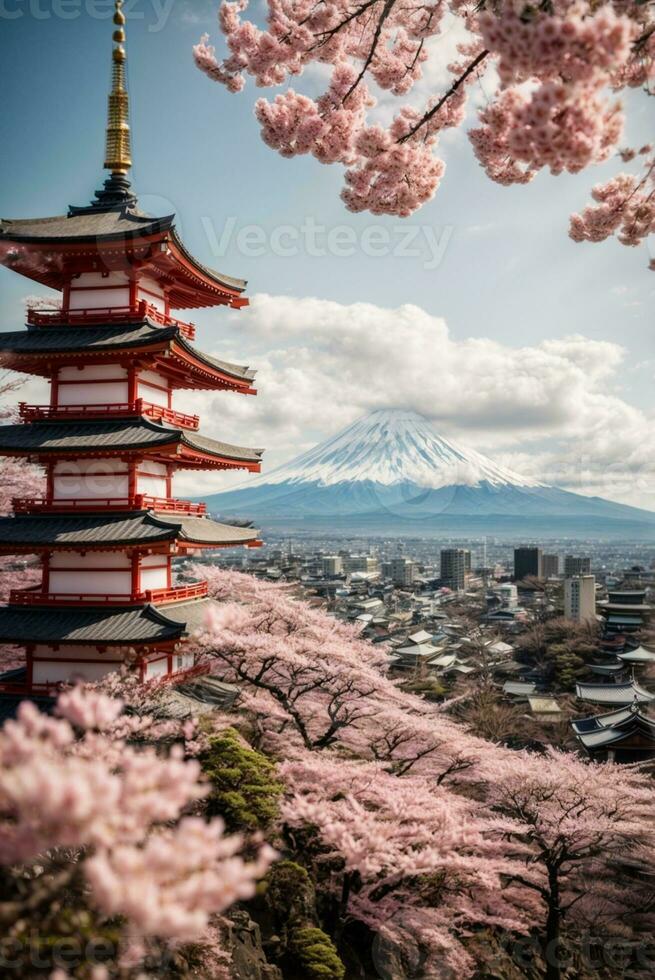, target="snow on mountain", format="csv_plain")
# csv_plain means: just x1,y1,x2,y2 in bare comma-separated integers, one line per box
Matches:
257,410,541,489
202,409,655,537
